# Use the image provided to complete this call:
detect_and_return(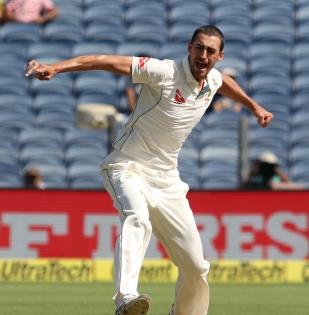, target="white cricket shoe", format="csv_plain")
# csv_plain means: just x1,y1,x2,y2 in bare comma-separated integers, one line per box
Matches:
115,294,151,315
